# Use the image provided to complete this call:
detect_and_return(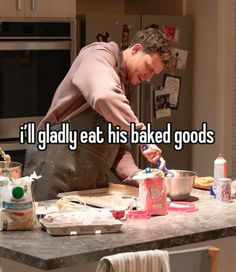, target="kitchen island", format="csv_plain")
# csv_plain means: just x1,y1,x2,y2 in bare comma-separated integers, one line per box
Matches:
1,185,236,272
